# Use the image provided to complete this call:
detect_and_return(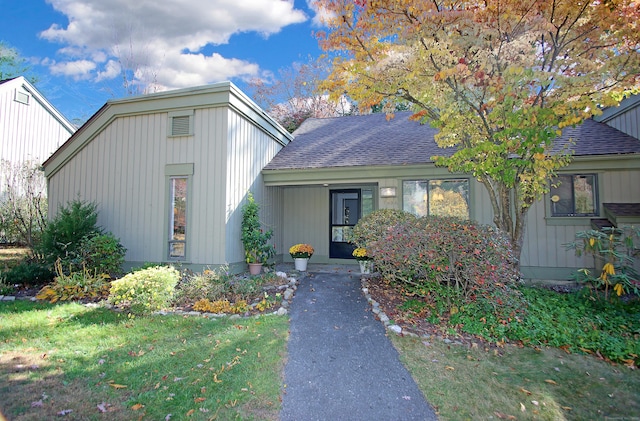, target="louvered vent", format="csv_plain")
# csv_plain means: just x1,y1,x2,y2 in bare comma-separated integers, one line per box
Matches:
171,115,191,136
